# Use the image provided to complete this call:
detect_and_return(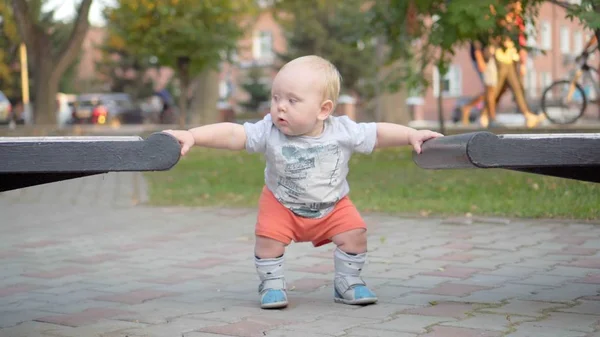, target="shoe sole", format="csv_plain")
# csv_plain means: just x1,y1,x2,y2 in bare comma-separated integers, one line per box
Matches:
334,296,378,305
261,300,288,309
